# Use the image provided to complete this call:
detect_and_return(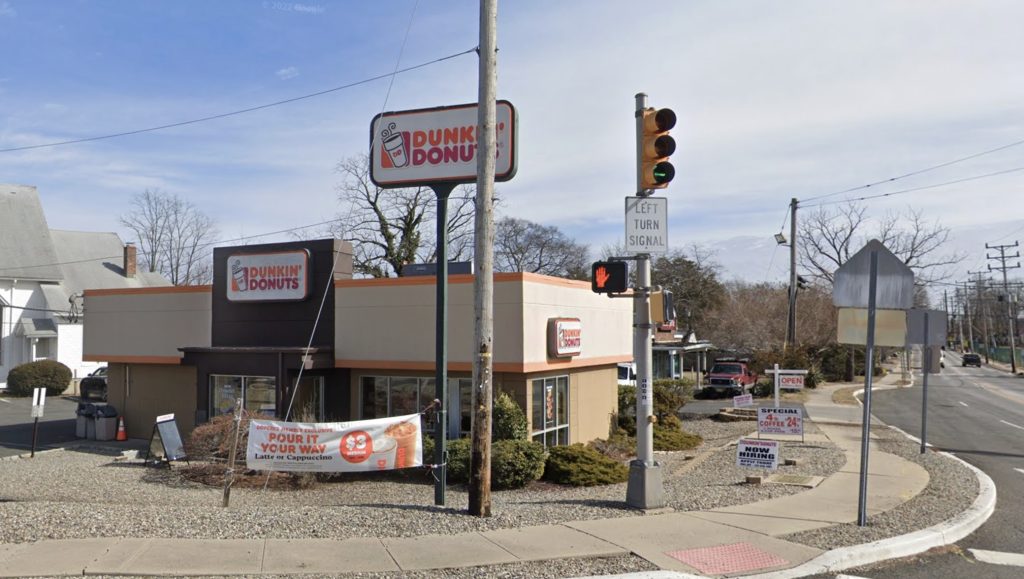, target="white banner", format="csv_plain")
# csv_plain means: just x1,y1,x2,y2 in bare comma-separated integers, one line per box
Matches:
247,414,423,472
757,407,803,436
